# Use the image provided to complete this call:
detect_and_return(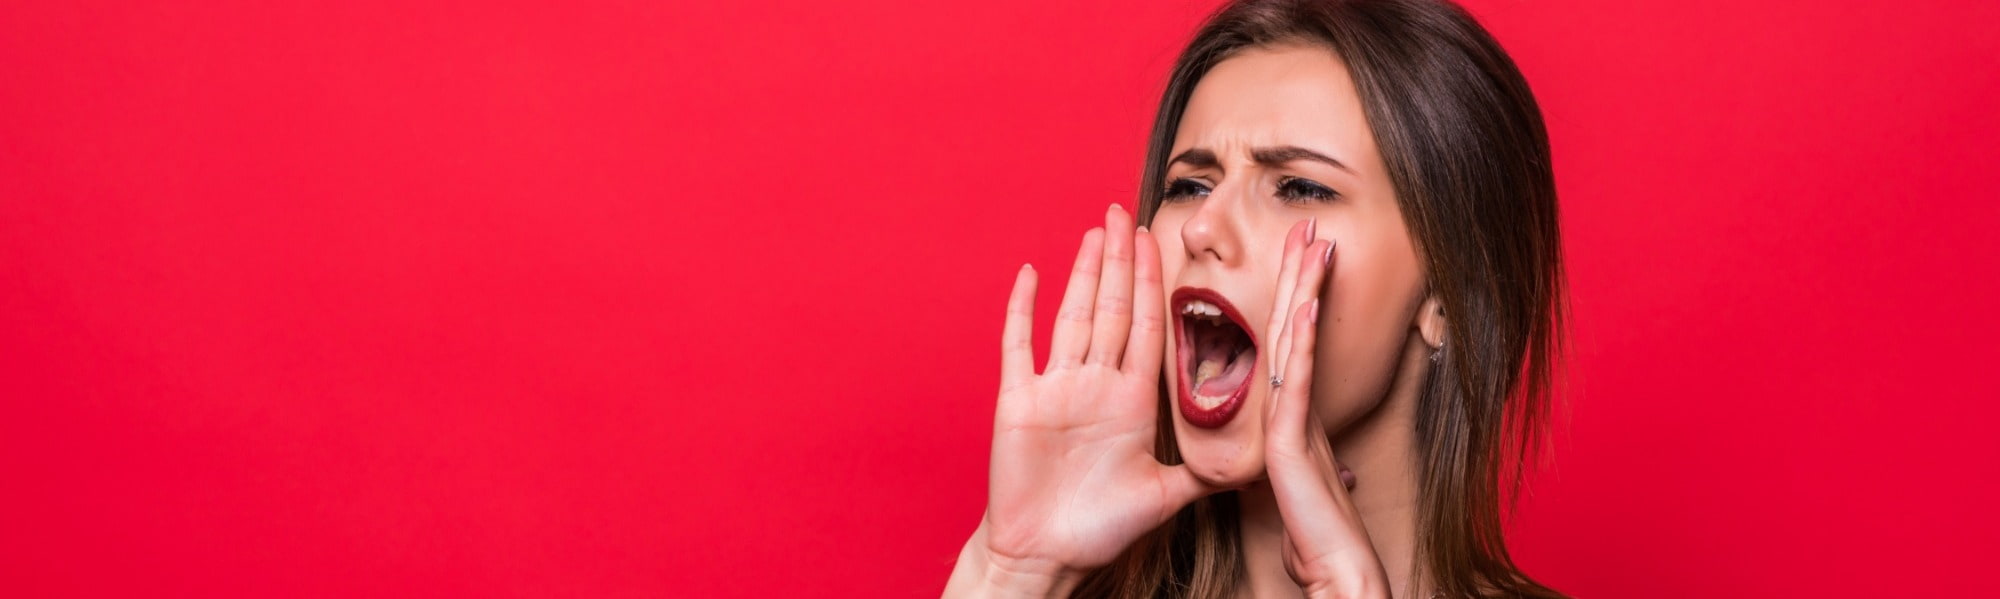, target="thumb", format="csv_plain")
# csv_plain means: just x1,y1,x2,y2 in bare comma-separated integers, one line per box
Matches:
1153,463,1223,522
